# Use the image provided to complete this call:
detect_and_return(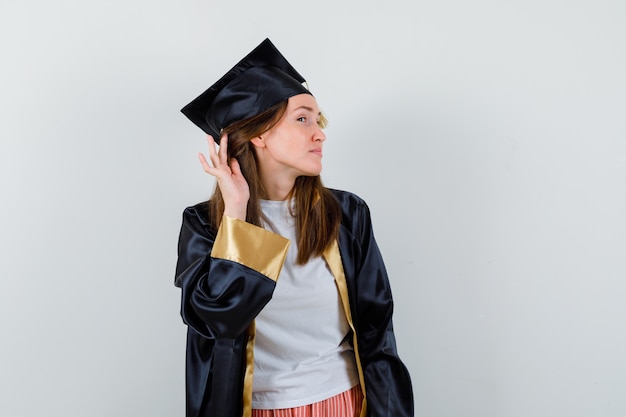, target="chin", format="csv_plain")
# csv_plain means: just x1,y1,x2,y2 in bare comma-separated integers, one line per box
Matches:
297,164,323,177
